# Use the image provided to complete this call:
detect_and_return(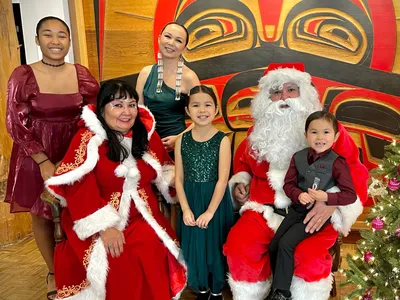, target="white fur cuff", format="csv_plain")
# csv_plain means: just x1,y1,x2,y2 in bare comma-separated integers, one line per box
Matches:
240,201,284,233
331,197,363,236
290,275,333,300
229,171,252,187
227,273,271,300
162,164,175,187
267,168,292,209
73,204,120,240
229,171,251,211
